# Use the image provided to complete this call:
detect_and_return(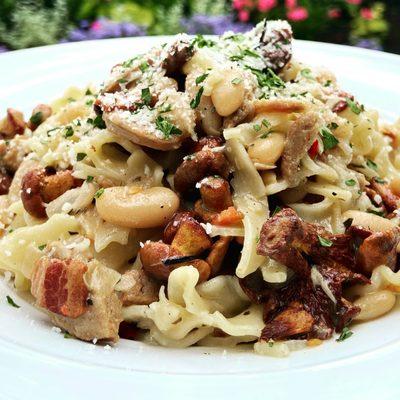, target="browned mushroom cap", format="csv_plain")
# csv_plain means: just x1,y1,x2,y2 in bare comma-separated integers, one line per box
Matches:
0,108,26,137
